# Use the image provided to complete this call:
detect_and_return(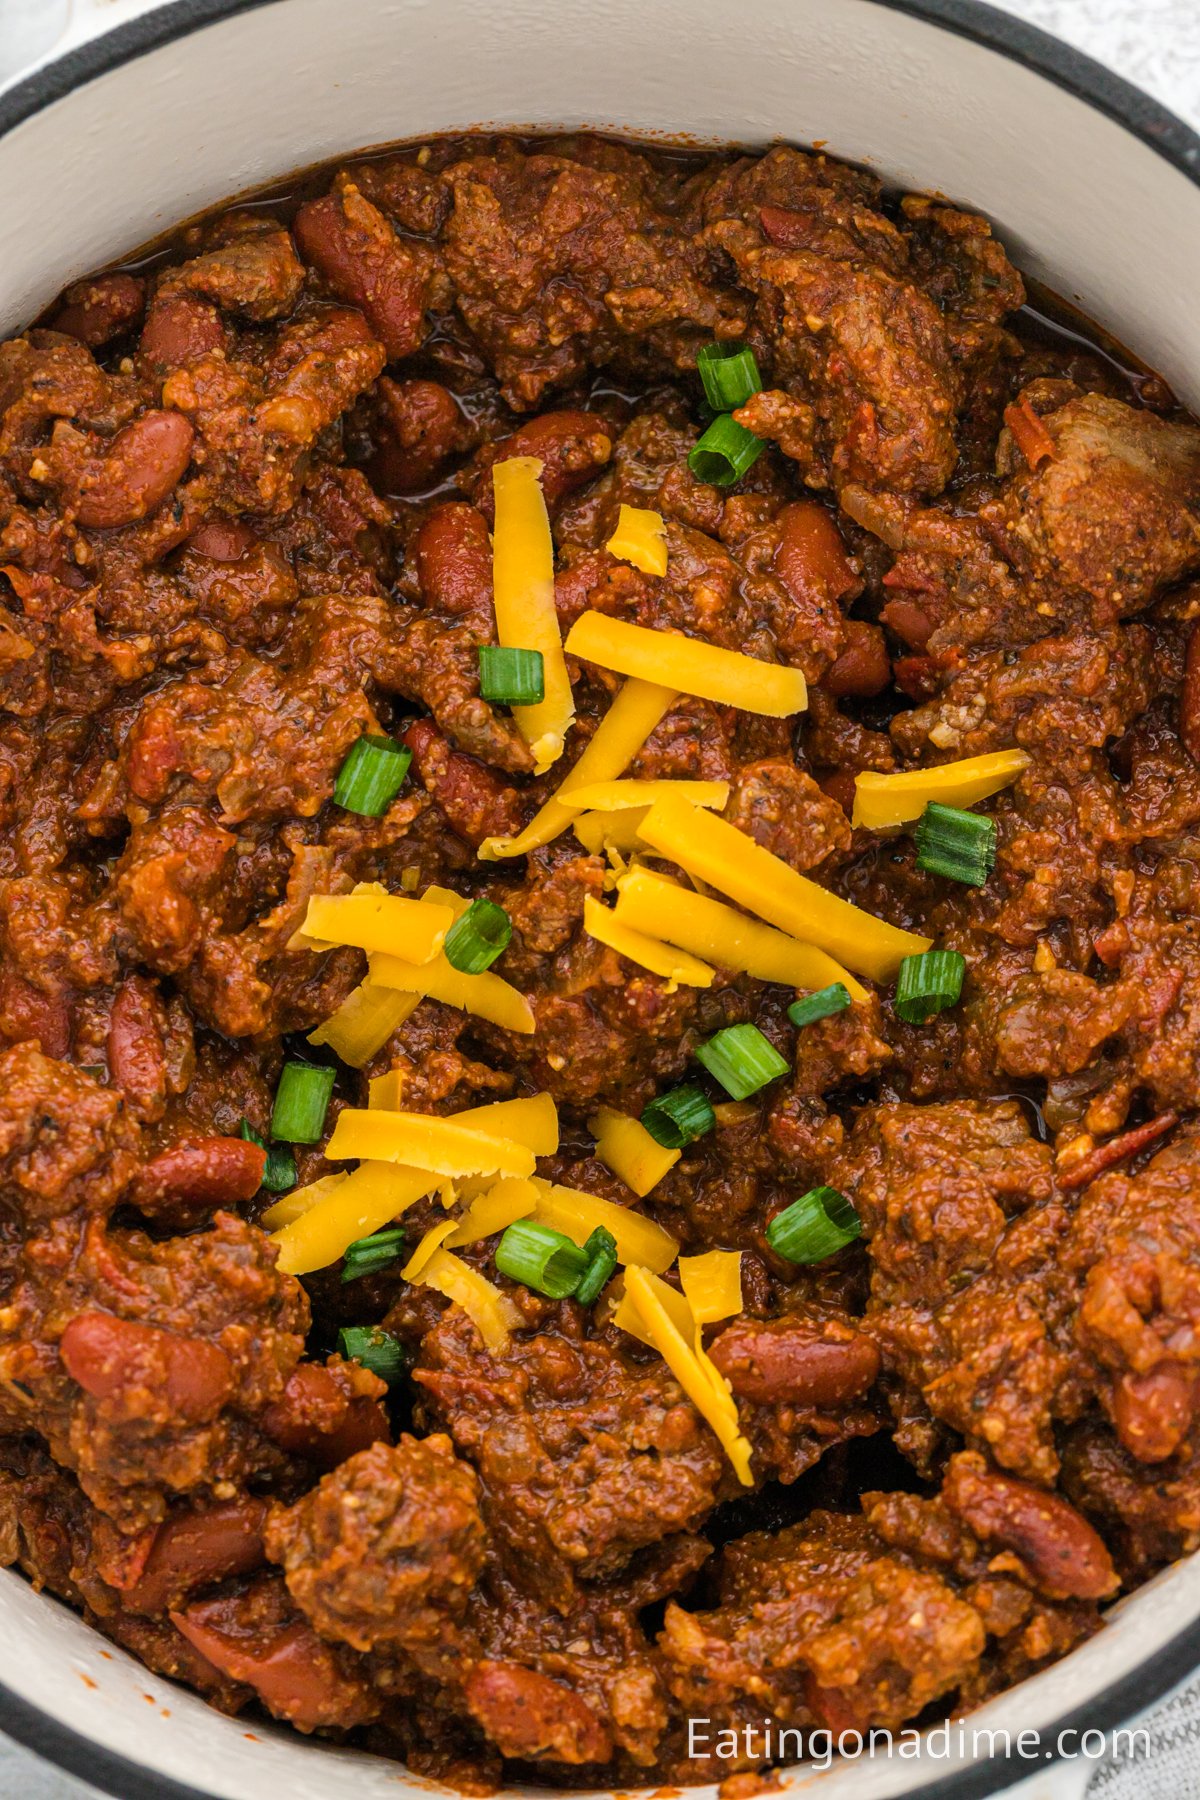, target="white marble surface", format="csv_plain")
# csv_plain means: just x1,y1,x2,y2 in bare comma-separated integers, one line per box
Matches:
0,0,1197,1796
